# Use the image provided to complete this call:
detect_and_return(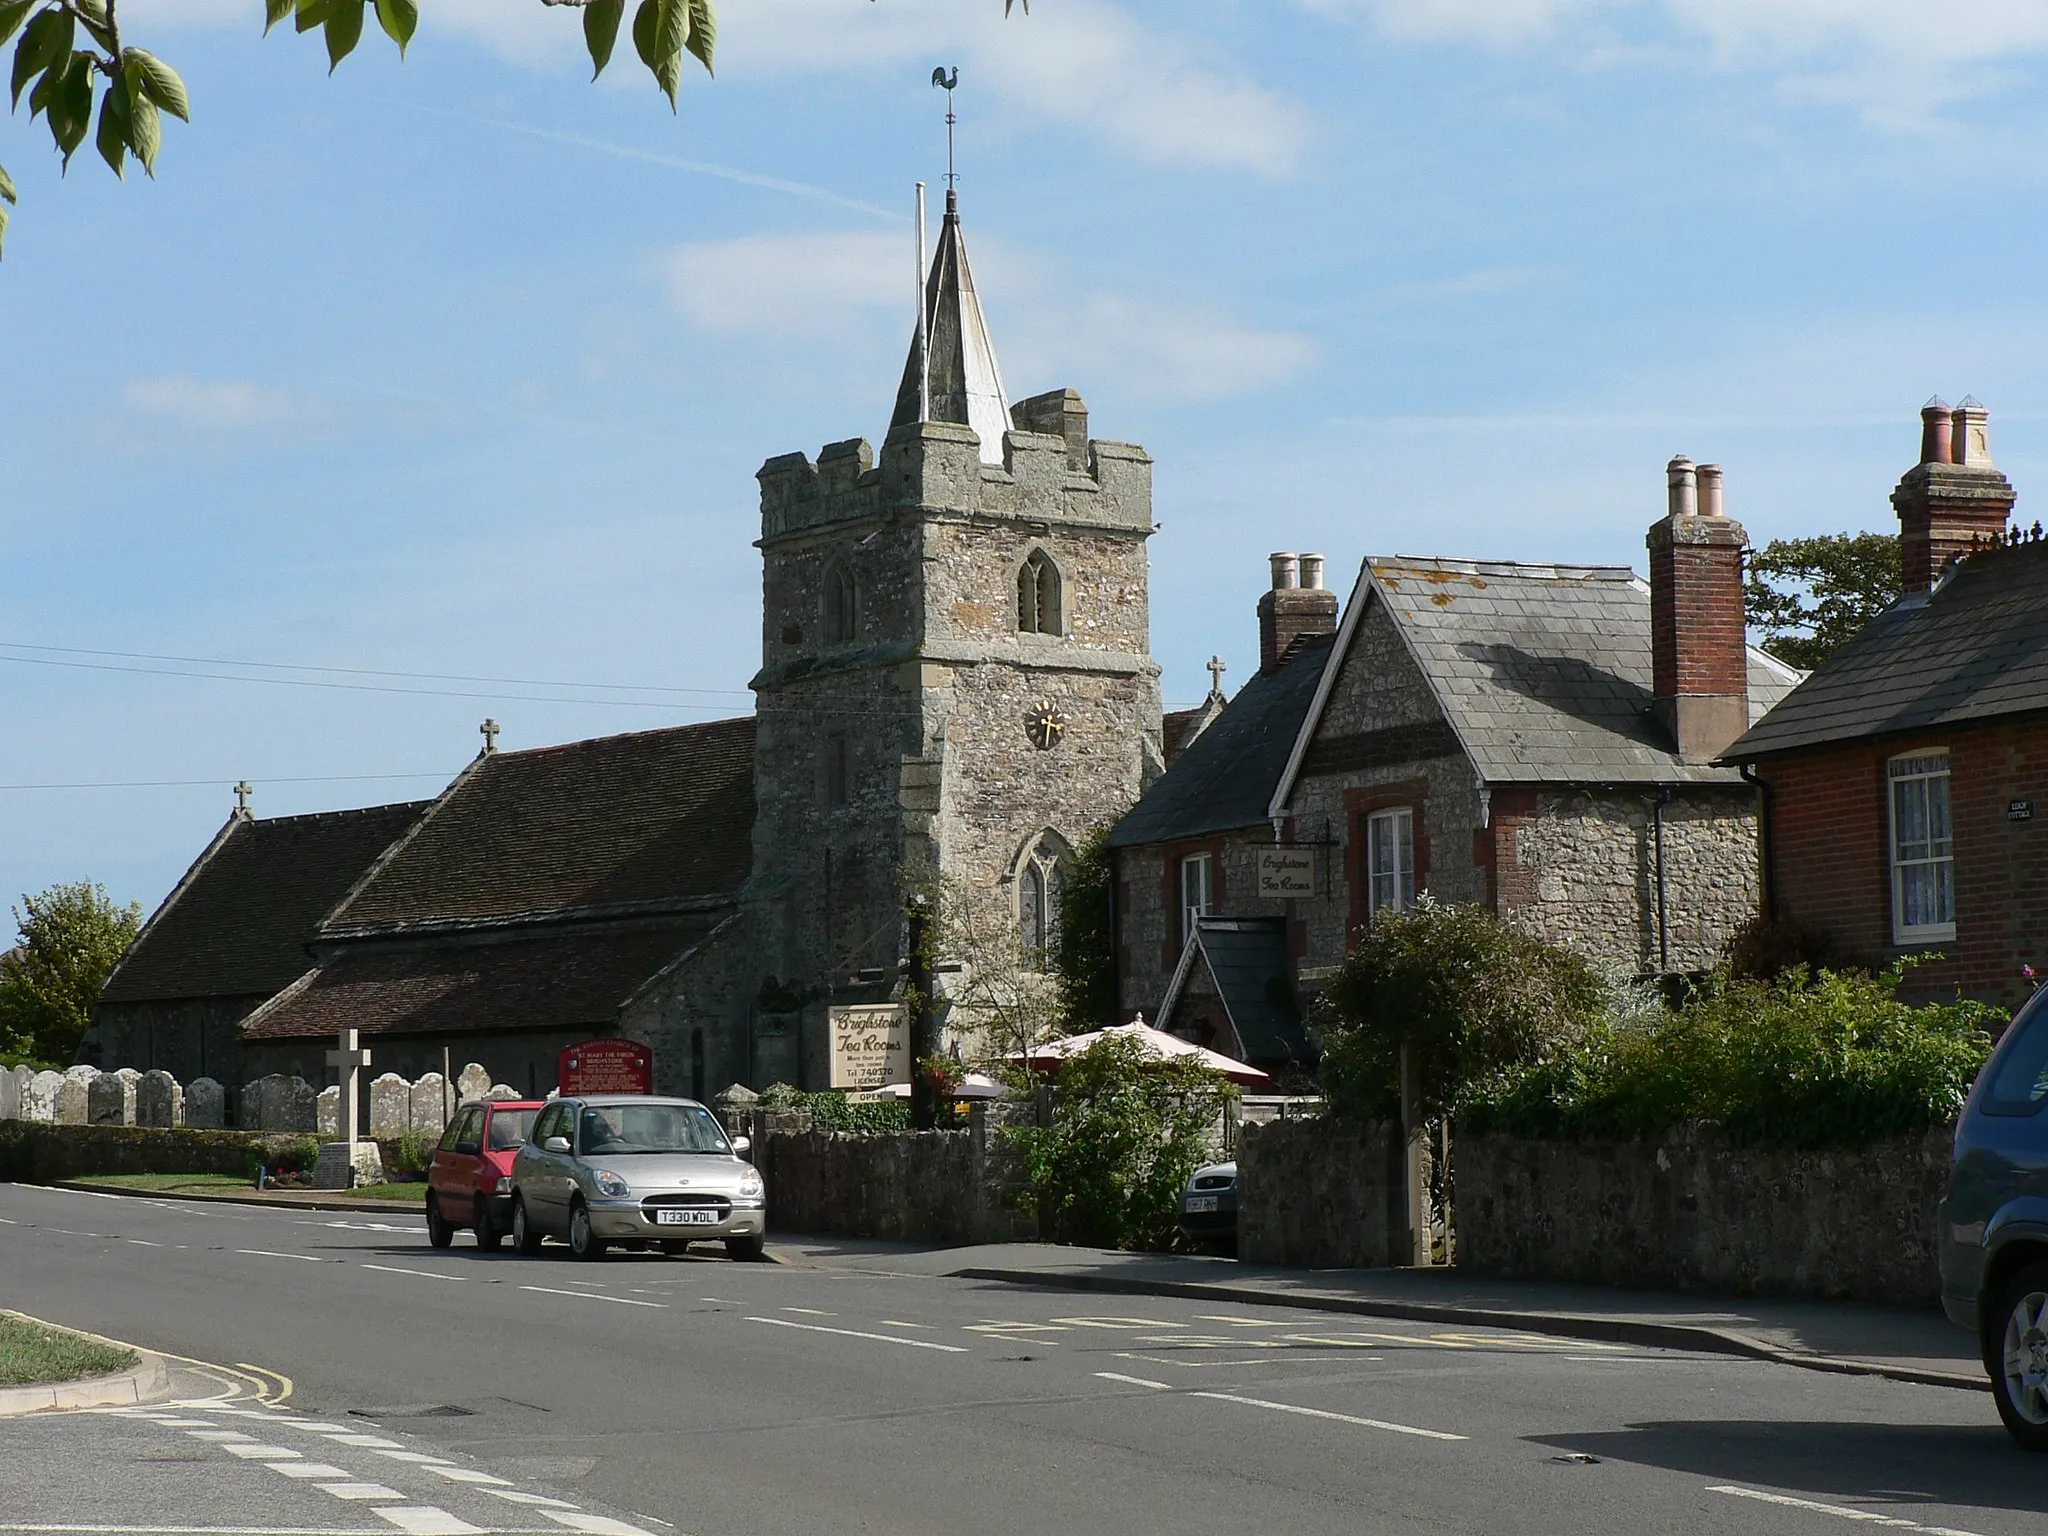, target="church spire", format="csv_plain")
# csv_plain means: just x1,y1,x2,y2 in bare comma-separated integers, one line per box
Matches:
891,188,1011,465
